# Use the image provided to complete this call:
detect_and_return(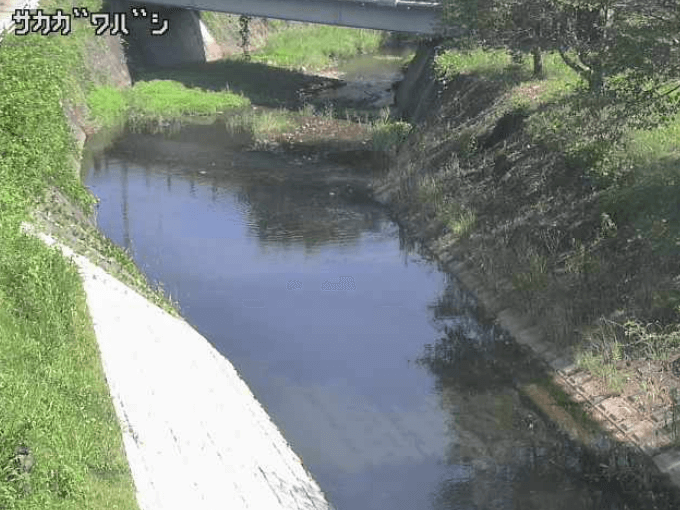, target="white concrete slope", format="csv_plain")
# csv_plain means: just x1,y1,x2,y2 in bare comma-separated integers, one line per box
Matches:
23,225,333,510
